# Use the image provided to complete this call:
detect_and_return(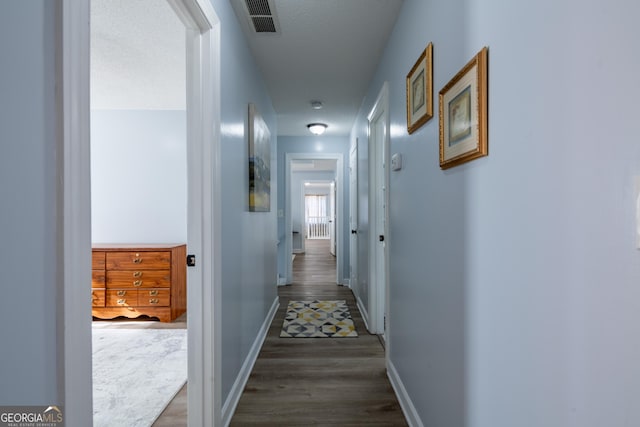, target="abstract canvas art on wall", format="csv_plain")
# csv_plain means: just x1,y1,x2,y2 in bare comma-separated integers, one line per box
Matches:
248,103,271,211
